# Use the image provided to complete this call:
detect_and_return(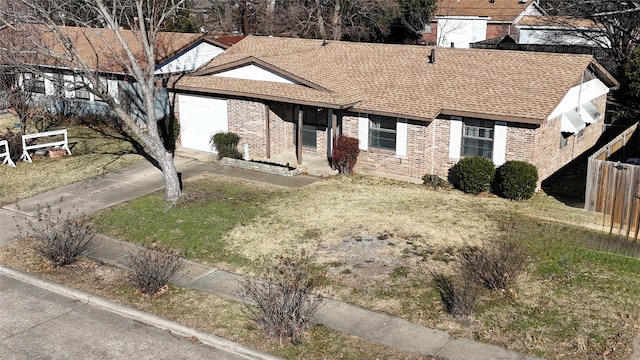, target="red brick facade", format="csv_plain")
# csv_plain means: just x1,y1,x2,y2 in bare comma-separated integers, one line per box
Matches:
180,93,607,188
